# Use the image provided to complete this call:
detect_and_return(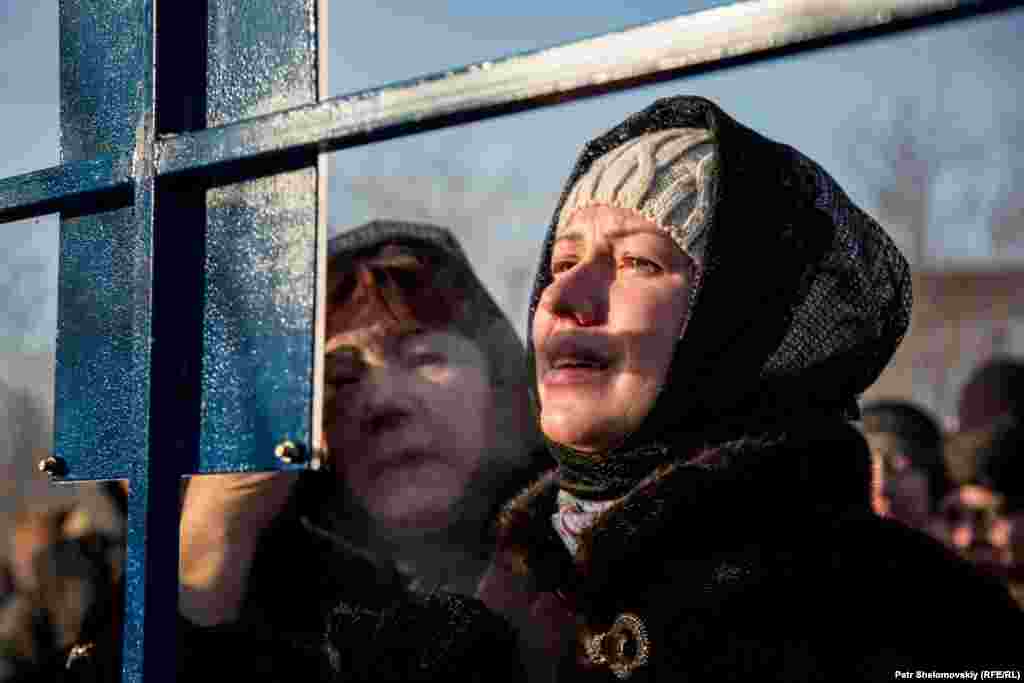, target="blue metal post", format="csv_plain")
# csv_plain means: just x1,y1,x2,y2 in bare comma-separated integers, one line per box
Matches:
55,1,323,681
197,0,322,475
57,2,159,682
